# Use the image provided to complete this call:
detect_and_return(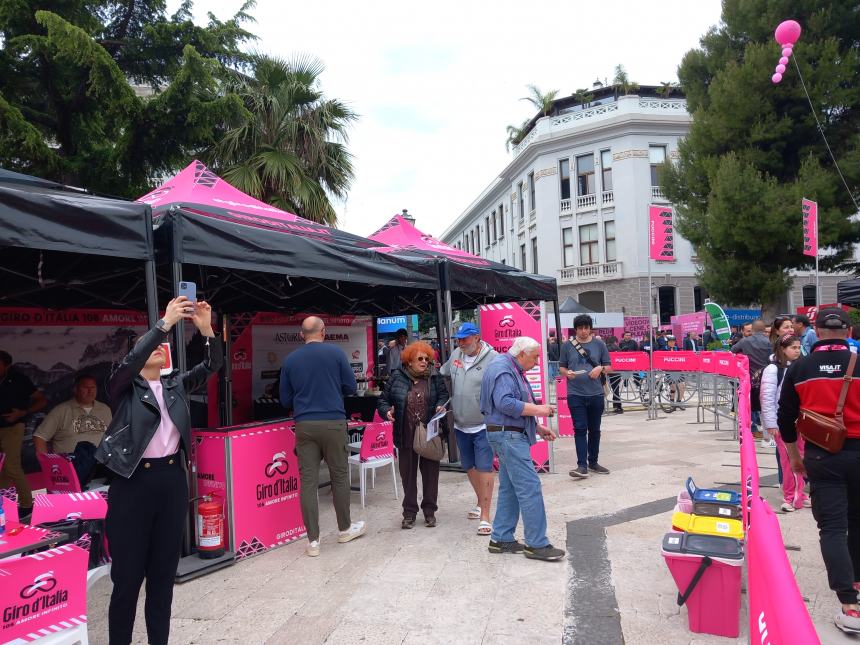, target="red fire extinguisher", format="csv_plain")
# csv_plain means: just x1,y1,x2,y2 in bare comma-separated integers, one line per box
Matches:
196,494,225,559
